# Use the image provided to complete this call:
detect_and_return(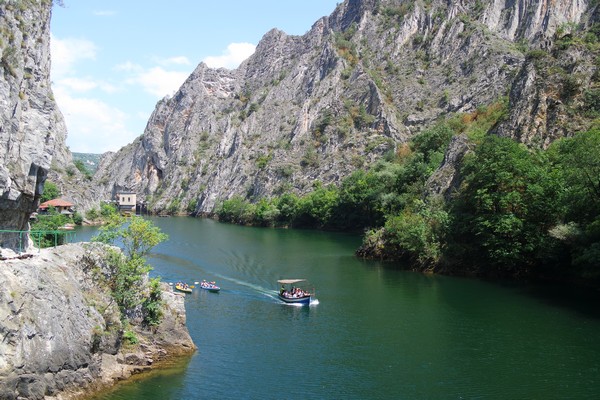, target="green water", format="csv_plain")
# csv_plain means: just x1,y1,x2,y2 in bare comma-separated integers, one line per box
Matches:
80,217,600,399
